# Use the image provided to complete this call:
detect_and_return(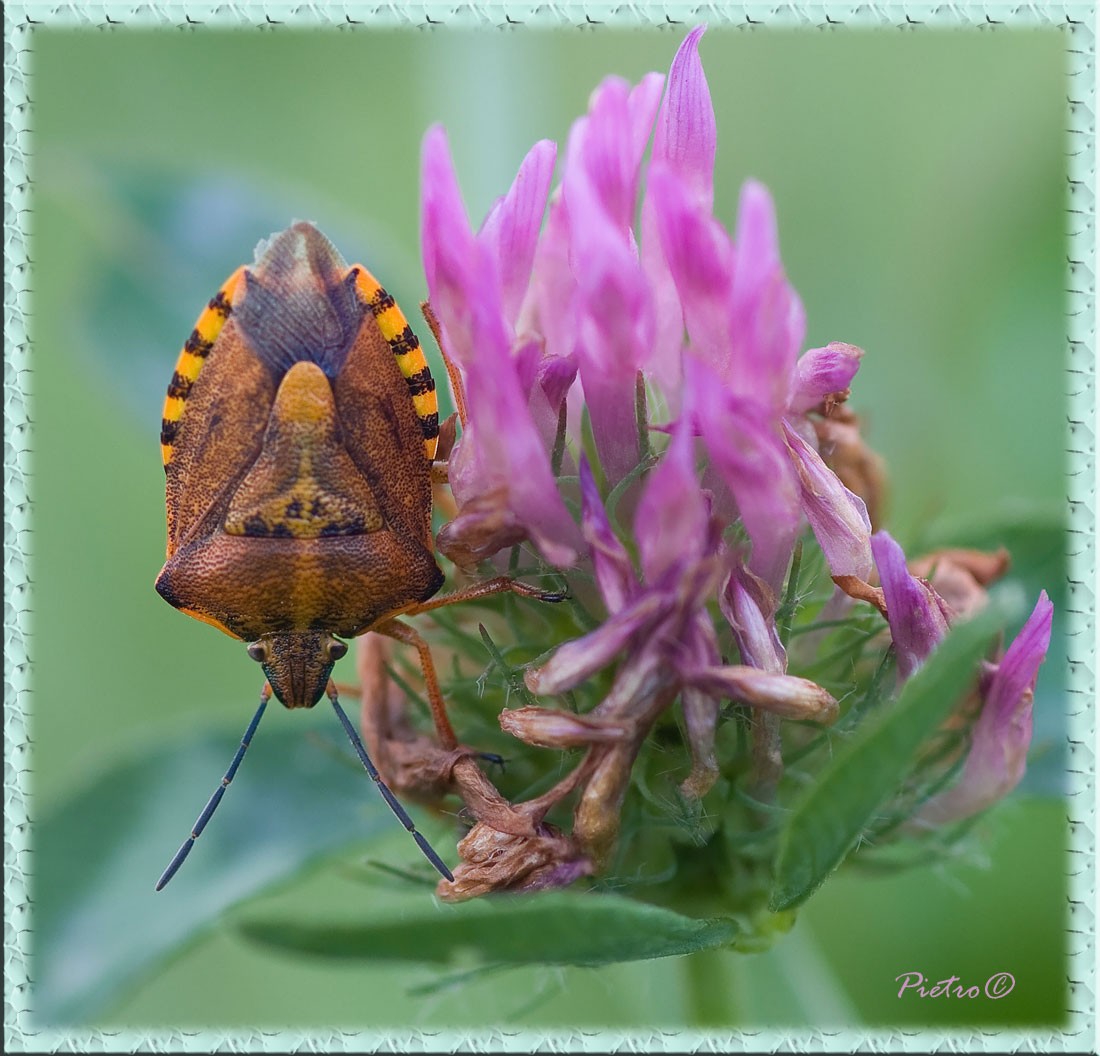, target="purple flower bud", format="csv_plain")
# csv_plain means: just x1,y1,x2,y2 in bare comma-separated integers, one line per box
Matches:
788,342,865,415
685,665,839,722
916,592,1054,825
722,560,787,674
871,531,950,682
499,706,630,748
